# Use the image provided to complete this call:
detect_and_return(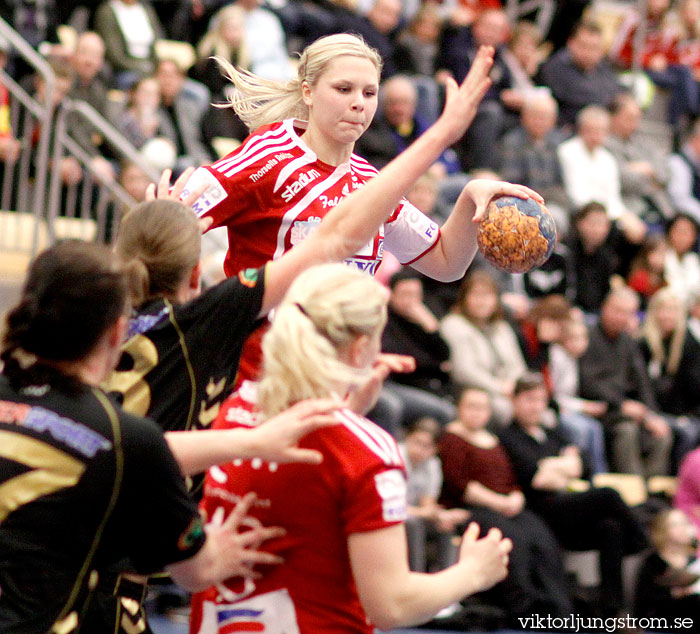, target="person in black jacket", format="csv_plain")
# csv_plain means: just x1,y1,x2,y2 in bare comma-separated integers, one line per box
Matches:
499,373,648,617
371,270,456,435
